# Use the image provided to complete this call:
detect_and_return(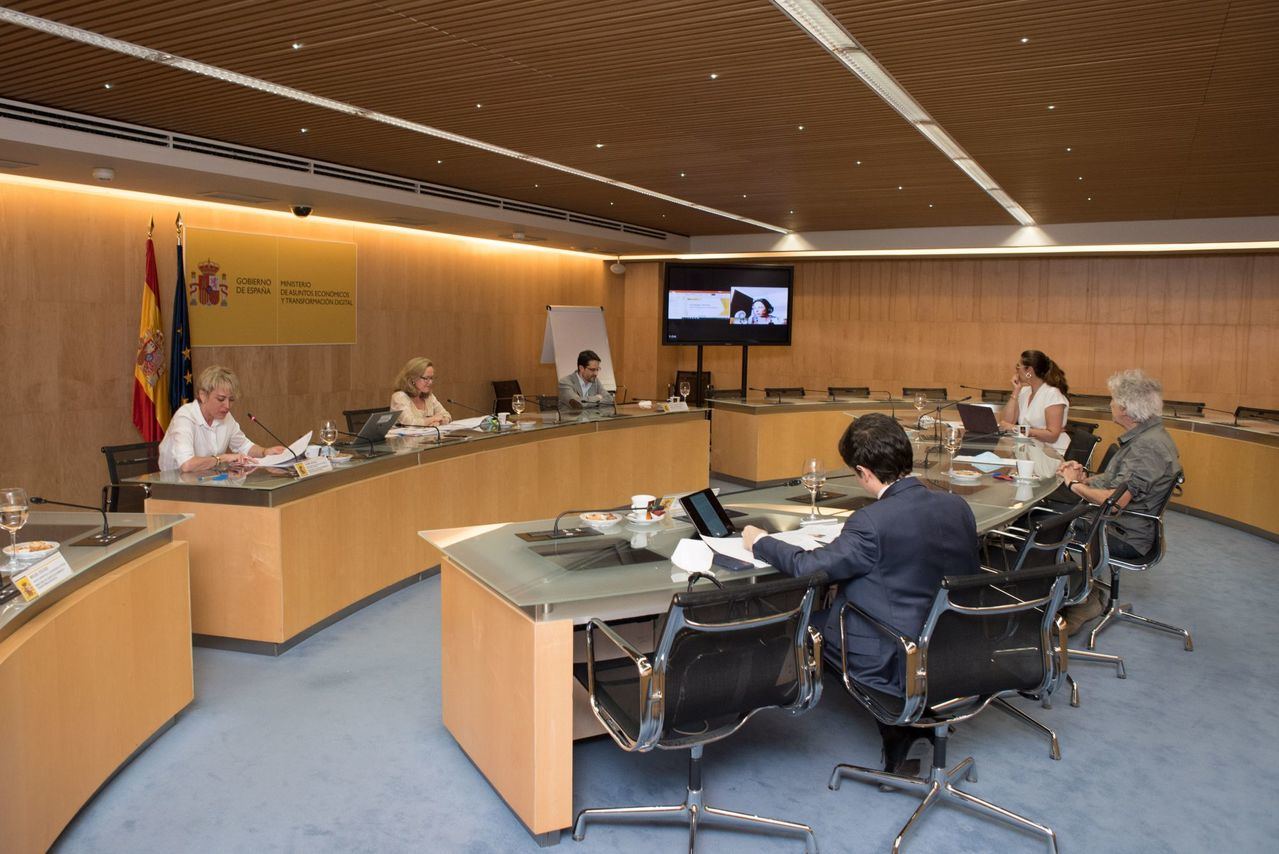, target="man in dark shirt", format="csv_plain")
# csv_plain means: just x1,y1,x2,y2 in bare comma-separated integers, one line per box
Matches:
742,413,980,777
1057,369,1182,632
